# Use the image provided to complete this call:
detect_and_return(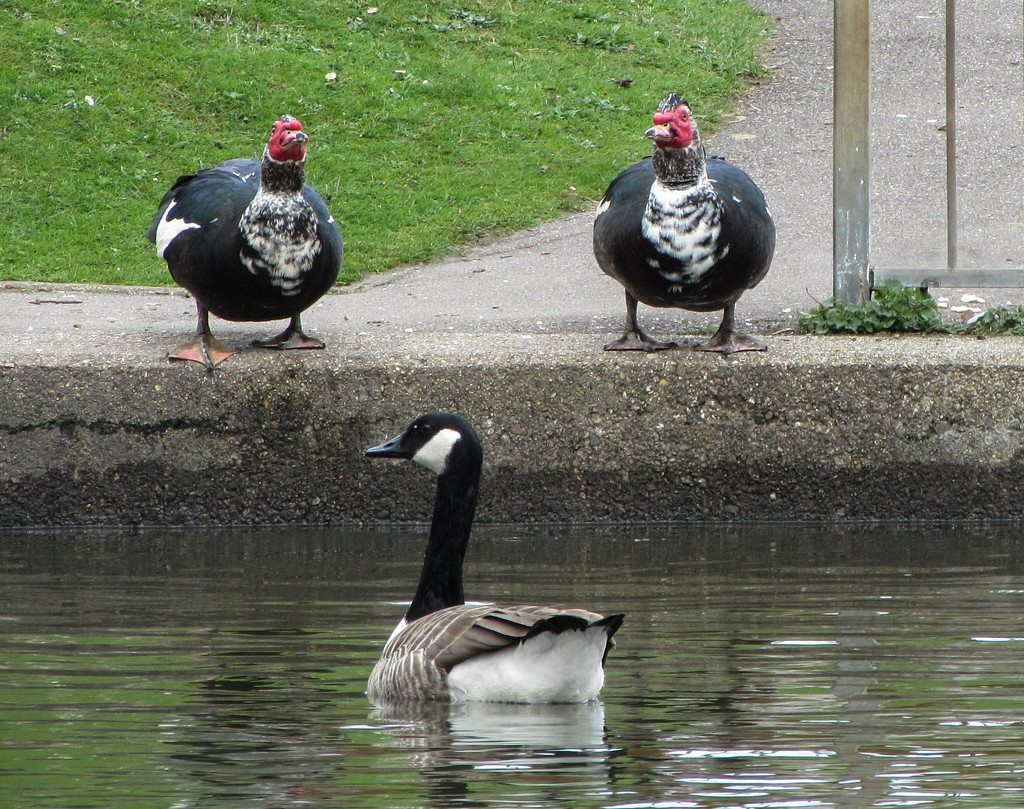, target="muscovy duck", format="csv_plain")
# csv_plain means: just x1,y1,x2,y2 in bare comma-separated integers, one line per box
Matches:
147,116,343,367
364,412,624,704
593,93,775,353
